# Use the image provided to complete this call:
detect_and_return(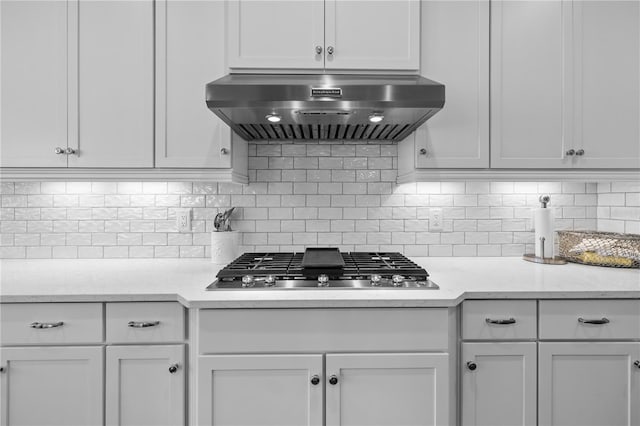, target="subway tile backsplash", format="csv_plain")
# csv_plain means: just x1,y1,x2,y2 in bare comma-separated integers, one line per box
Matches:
1,141,638,259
